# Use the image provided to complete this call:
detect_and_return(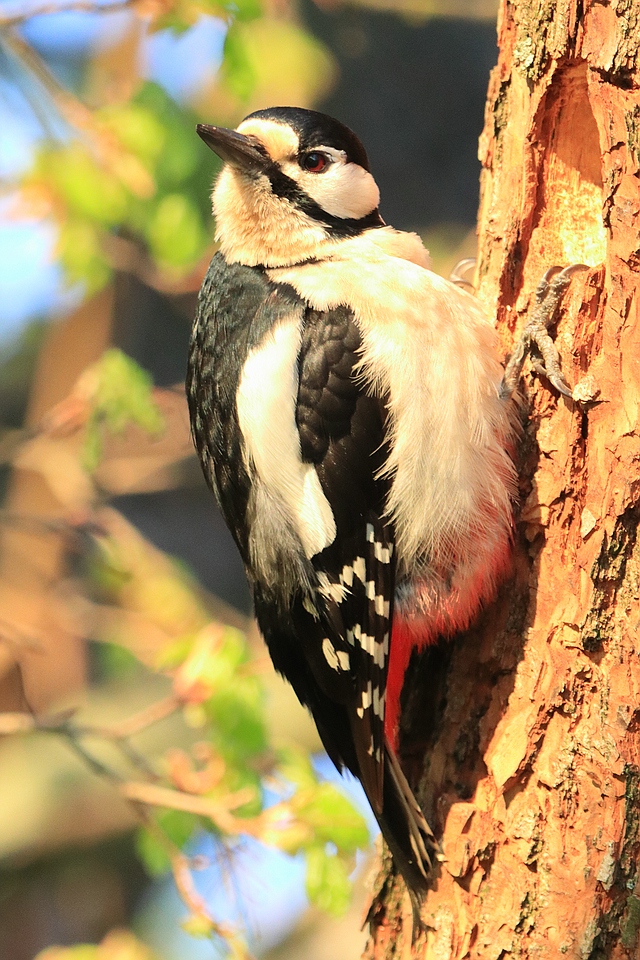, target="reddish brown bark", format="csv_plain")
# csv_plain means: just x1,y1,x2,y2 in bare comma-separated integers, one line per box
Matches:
364,2,640,957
